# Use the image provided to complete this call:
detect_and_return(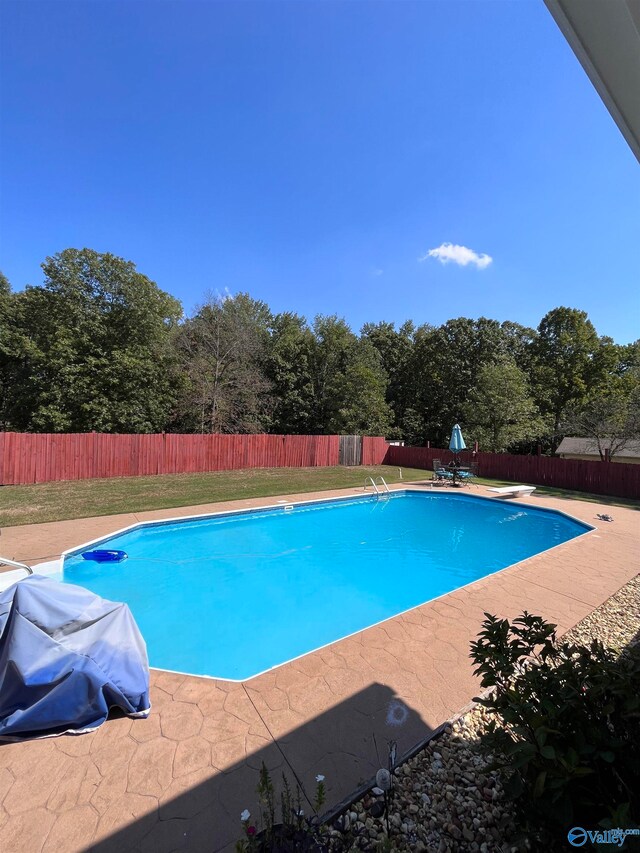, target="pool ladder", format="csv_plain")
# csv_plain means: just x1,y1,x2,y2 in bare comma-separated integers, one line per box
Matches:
0,556,33,577
364,476,391,499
